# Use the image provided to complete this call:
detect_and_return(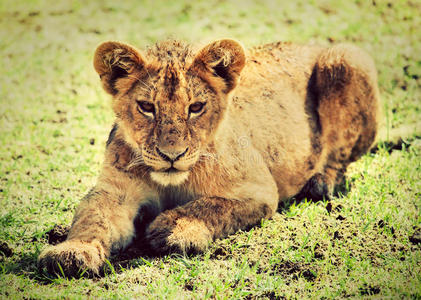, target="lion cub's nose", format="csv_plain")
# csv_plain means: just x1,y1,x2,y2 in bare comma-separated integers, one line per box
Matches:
156,147,188,163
